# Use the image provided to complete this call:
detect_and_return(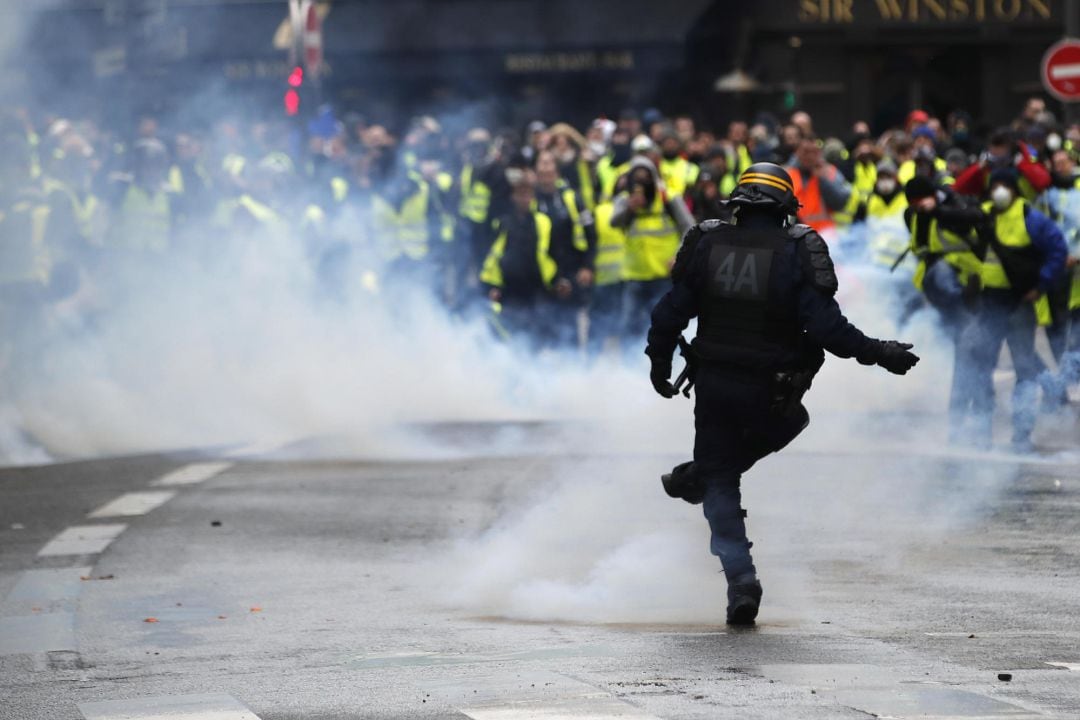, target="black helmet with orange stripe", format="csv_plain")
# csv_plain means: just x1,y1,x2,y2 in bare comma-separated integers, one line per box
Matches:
729,162,801,215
